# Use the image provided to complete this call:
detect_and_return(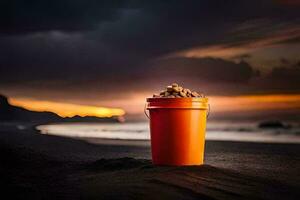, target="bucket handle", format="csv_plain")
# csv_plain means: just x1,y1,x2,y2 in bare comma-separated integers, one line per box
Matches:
144,103,150,119
207,103,210,118
144,103,210,119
